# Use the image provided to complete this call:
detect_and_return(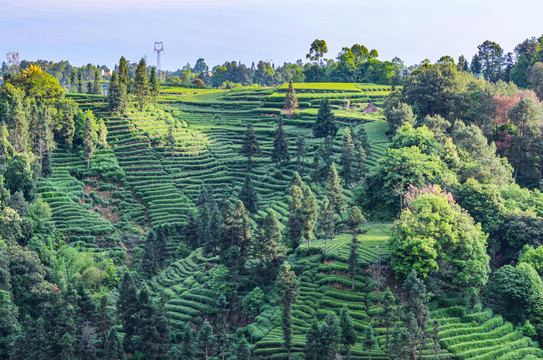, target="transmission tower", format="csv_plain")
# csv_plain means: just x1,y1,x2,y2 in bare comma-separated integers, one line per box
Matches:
6,51,20,74
154,42,164,81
